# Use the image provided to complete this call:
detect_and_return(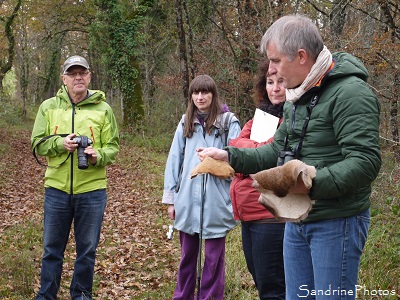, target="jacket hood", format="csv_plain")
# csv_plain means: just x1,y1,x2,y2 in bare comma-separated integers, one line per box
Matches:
327,52,369,83
56,85,106,108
